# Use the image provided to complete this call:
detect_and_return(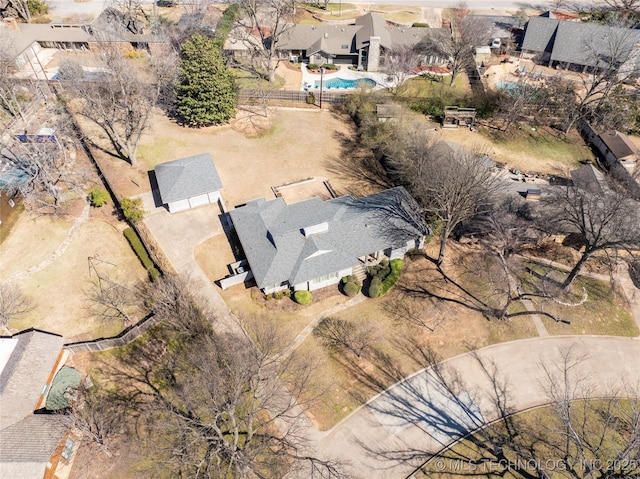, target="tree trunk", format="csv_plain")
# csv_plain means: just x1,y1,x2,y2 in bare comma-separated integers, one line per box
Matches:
437,231,448,266
562,251,591,290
